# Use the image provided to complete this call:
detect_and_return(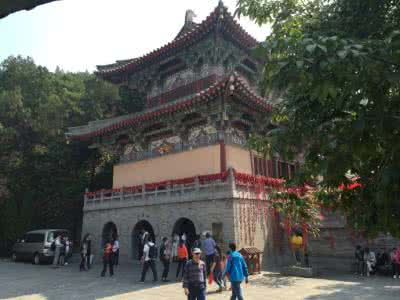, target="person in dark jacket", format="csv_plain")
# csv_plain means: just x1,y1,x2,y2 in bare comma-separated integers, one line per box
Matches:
354,245,364,275
183,248,207,300
140,236,158,282
160,237,171,282
80,236,88,271
210,246,224,292
86,235,92,270
100,241,114,277
223,242,248,300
